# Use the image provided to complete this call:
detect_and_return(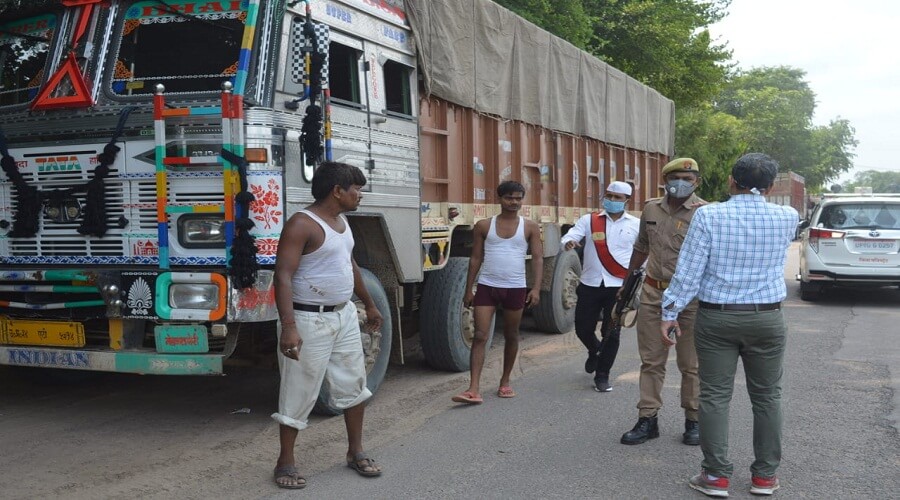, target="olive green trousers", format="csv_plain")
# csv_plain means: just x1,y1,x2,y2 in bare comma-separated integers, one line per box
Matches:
694,308,786,478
